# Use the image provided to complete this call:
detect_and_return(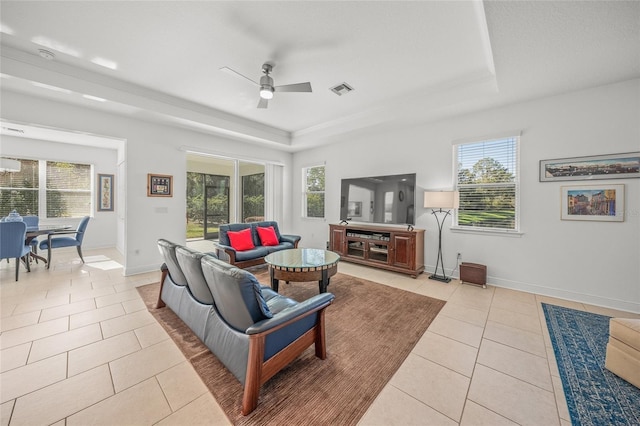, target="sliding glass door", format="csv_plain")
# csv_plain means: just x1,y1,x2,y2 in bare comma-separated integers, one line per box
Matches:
204,175,229,239
186,155,266,240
